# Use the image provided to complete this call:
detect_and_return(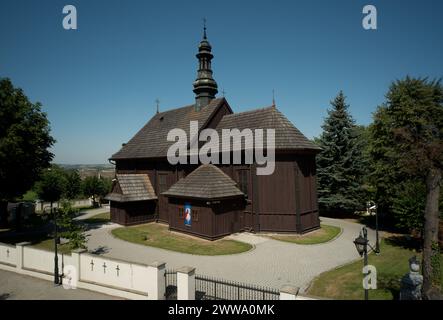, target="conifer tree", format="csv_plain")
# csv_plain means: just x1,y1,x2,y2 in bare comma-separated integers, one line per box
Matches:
316,91,367,215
